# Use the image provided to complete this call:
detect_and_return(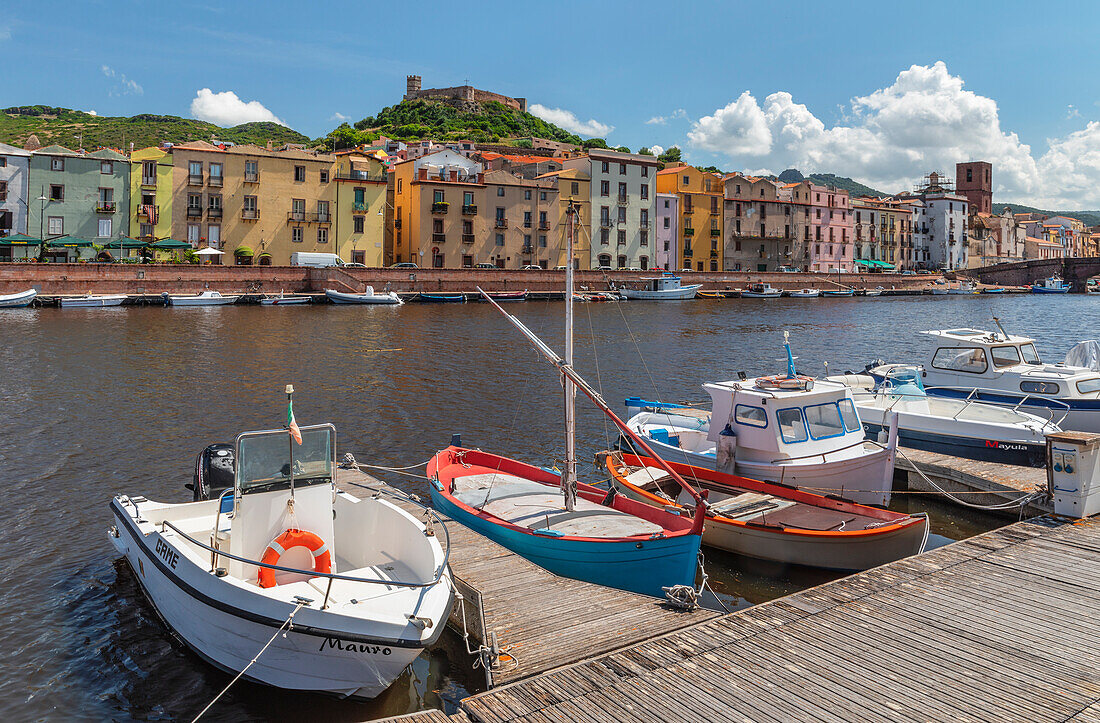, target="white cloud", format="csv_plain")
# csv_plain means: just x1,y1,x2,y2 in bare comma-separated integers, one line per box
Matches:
189,88,285,127
649,145,665,157
0,25,11,42
683,61,1100,207
85,110,97,116
529,104,613,137
330,112,350,122
646,109,688,125
101,65,143,96
1067,105,1081,120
